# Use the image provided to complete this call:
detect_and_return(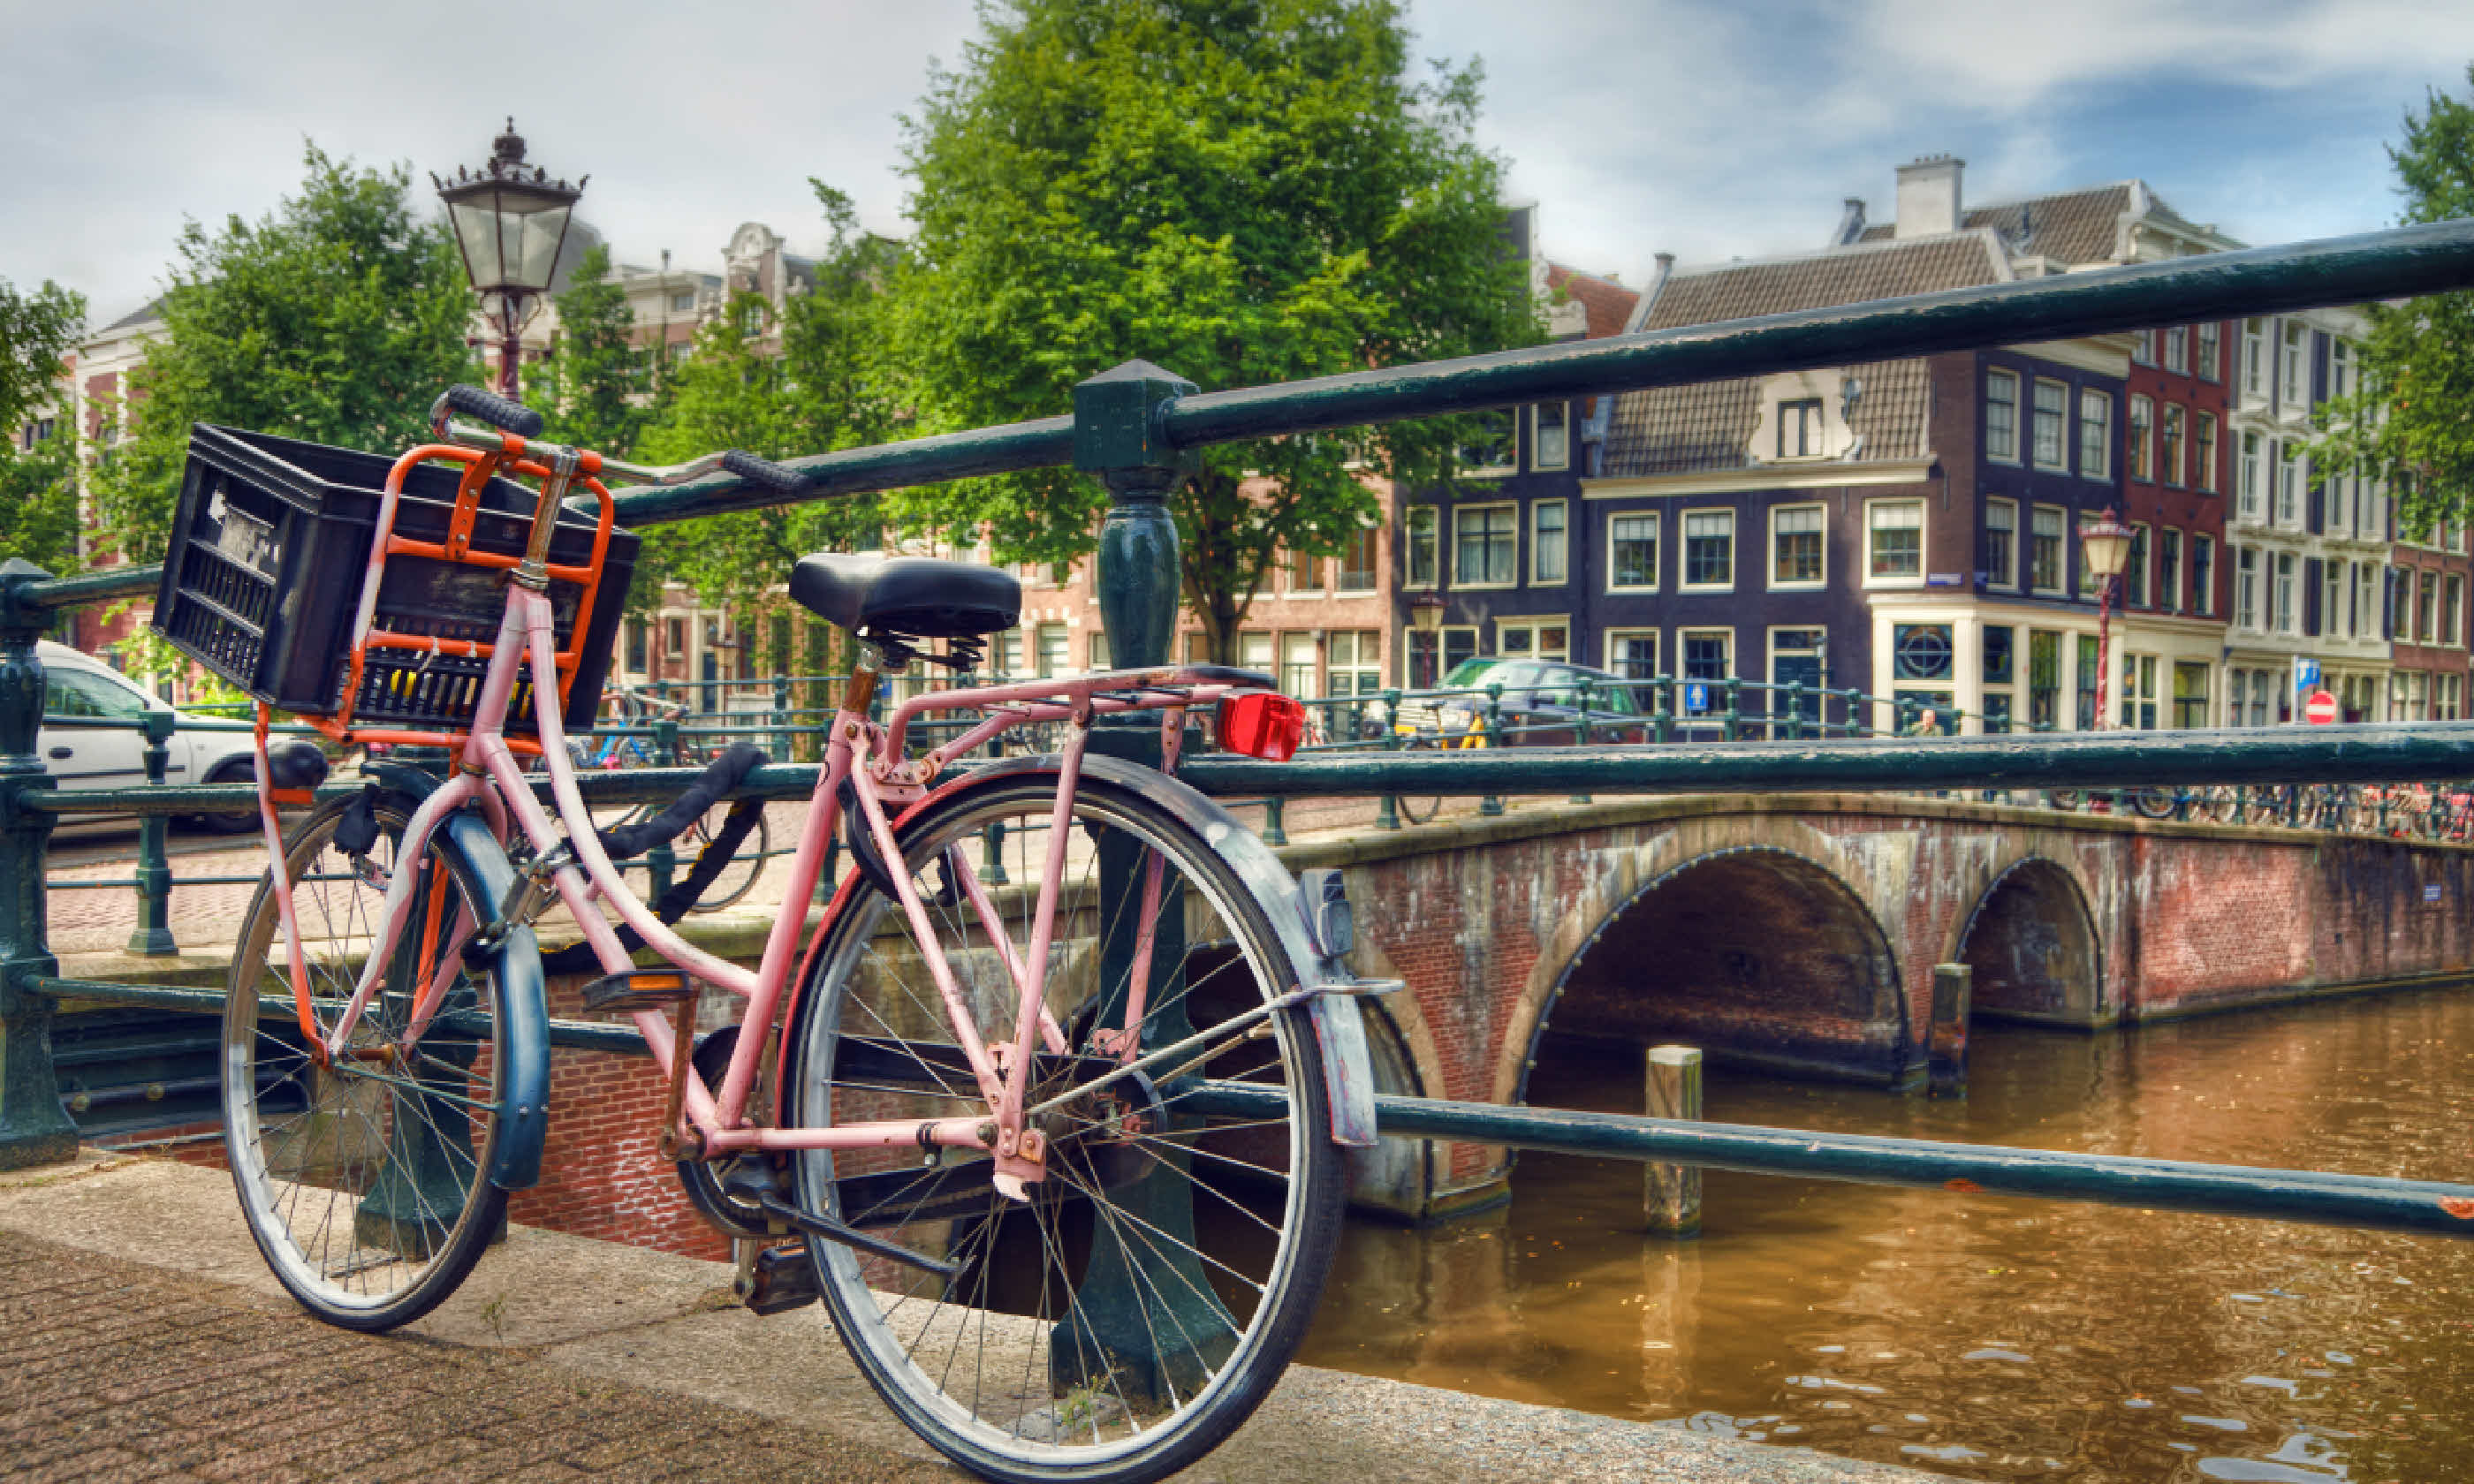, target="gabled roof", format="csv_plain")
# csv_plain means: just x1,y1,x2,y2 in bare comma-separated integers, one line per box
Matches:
1601,231,2005,480
1645,229,2010,330
96,300,165,336
1854,180,2235,267
1544,263,1640,340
